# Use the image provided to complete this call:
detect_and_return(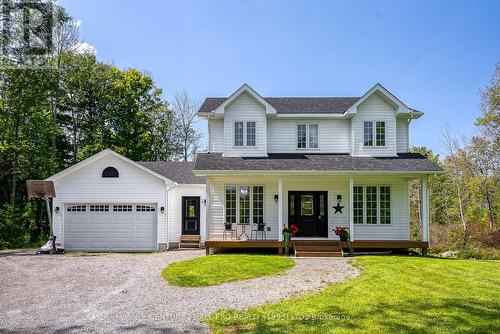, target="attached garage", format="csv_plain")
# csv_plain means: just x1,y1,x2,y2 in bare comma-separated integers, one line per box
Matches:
64,204,157,251
47,149,207,252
